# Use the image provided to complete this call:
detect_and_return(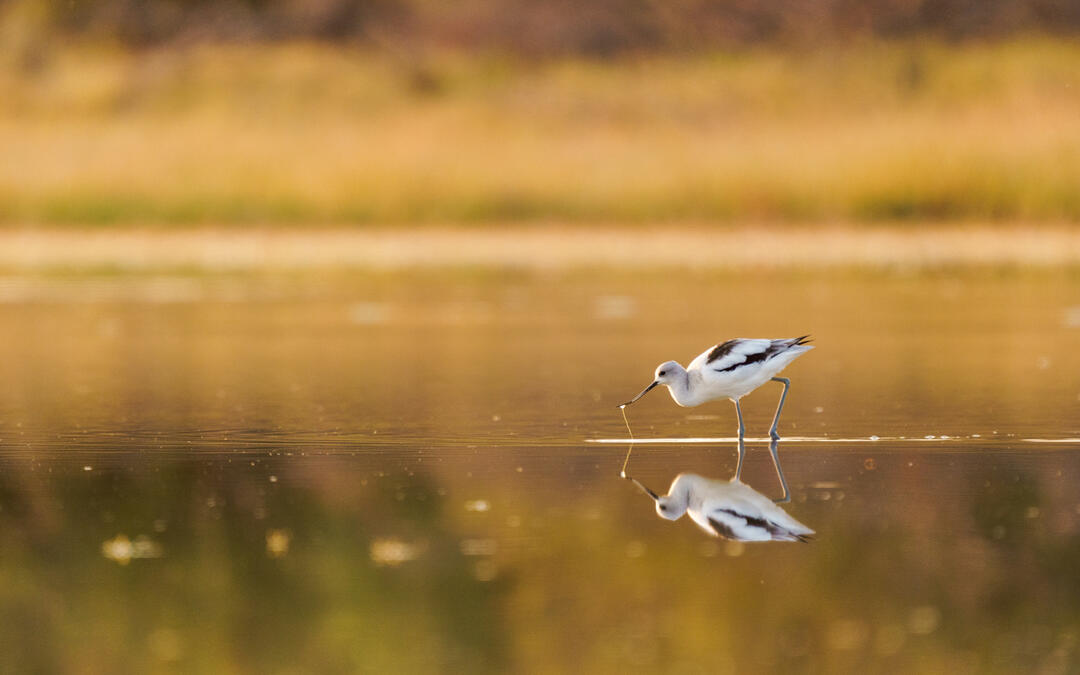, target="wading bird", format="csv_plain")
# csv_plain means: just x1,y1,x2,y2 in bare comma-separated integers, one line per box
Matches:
620,336,812,437
618,336,813,478
627,470,814,542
